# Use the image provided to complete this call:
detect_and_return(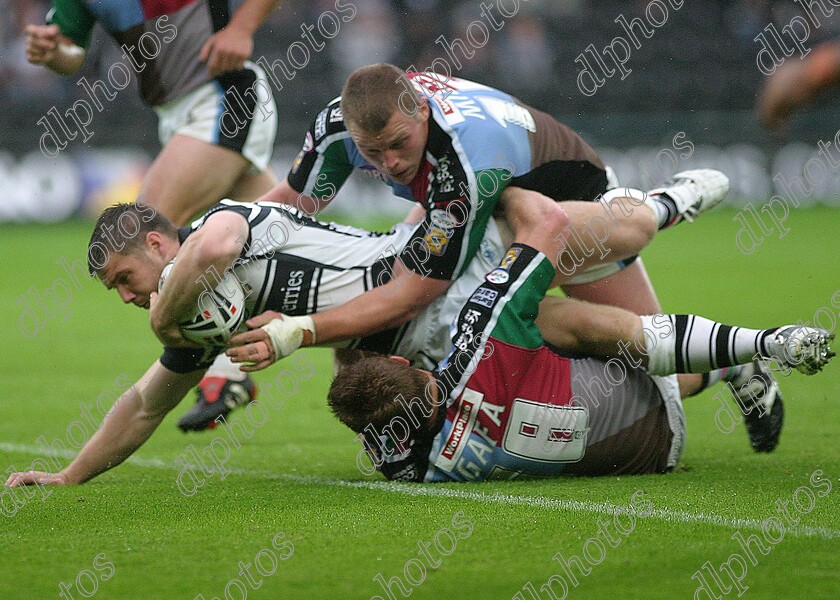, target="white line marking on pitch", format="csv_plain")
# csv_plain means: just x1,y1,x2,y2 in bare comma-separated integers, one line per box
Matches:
3,441,838,540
